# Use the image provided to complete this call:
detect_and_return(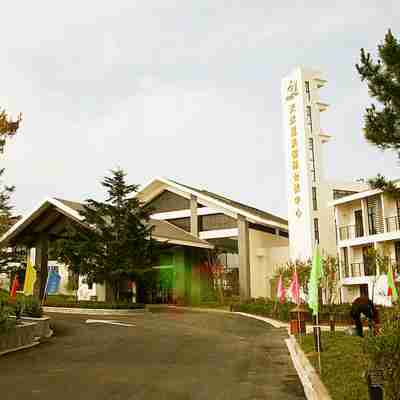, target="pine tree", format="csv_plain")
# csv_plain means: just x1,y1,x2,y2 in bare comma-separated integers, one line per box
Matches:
356,29,400,152
357,30,400,194
0,109,21,154
0,169,17,271
57,168,160,301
